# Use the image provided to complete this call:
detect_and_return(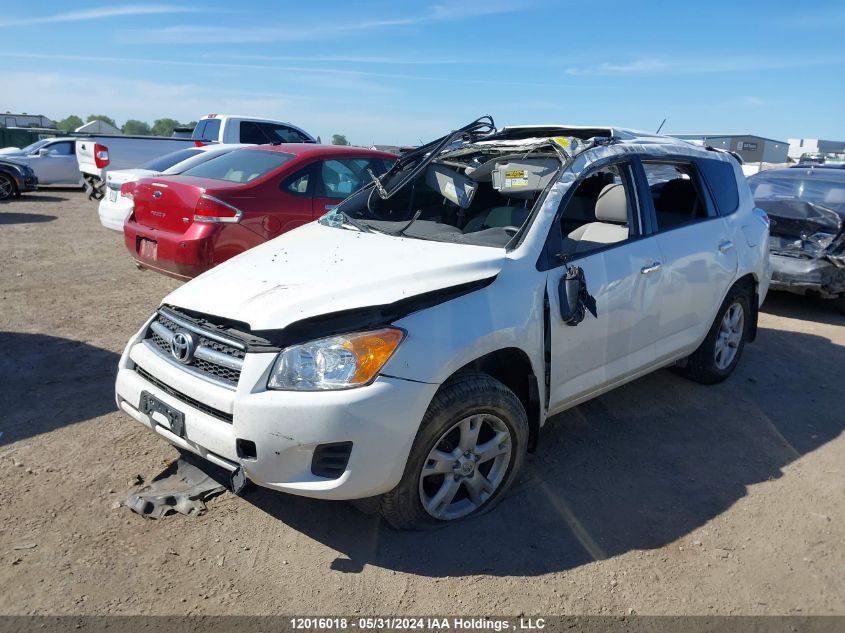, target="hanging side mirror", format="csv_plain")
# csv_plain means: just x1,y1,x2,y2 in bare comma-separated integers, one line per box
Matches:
558,265,587,326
